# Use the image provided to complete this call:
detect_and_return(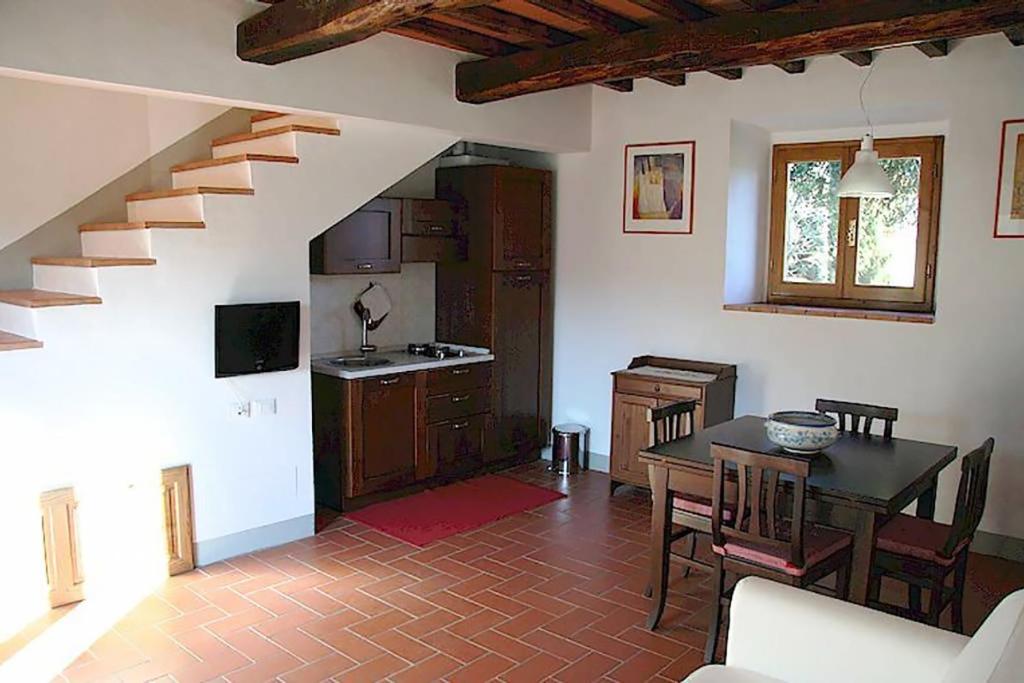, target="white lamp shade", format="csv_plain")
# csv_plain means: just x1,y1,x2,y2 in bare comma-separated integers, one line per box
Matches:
838,134,894,199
